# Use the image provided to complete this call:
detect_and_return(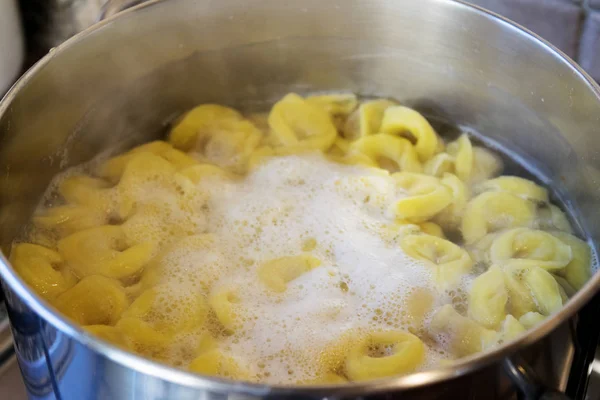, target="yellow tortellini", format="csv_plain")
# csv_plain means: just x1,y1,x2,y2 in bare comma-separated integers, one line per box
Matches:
57,225,155,279
98,141,199,182
391,173,452,221
503,264,563,317
468,266,507,329
258,255,321,292
116,317,170,351
209,285,242,333
268,93,337,151
344,331,425,381
434,173,470,230
10,243,76,300
54,275,128,325
189,348,250,380
445,134,473,181
430,305,497,357
497,315,526,343
122,286,209,335
306,93,358,120
168,105,261,171
380,106,441,162
343,99,396,139
551,232,591,290
350,134,421,173
462,191,536,244
401,234,473,289
518,311,546,329
59,175,113,208
476,176,548,203
489,228,572,271
470,146,504,184
33,204,107,238
537,205,572,233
